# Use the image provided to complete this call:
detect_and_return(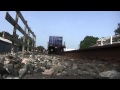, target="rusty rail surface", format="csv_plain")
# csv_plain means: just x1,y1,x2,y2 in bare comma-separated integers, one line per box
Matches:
60,43,120,62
